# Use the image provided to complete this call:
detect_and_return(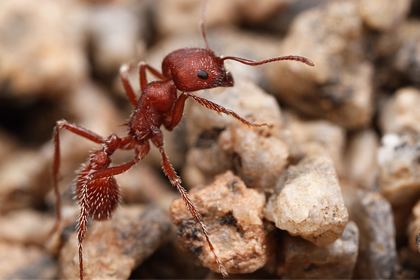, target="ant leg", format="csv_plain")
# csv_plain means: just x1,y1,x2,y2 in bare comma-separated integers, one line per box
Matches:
163,93,189,131
77,143,149,280
150,128,228,277
186,93,272,128
138,62,165,92
120,64,138,107
50,120,104,238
